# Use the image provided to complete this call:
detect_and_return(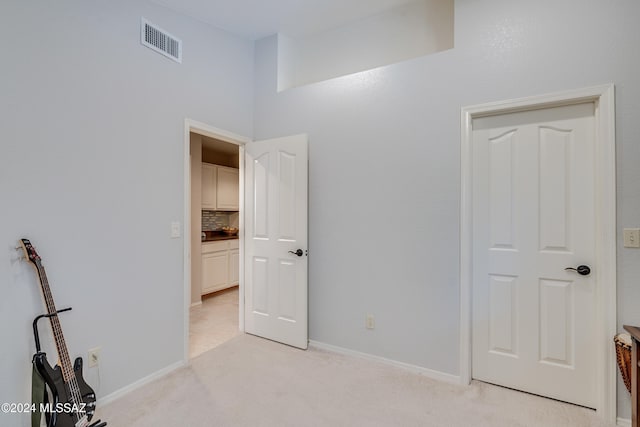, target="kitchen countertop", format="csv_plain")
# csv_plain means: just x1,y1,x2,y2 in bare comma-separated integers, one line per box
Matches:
202,235,238,242
201,230,238,242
